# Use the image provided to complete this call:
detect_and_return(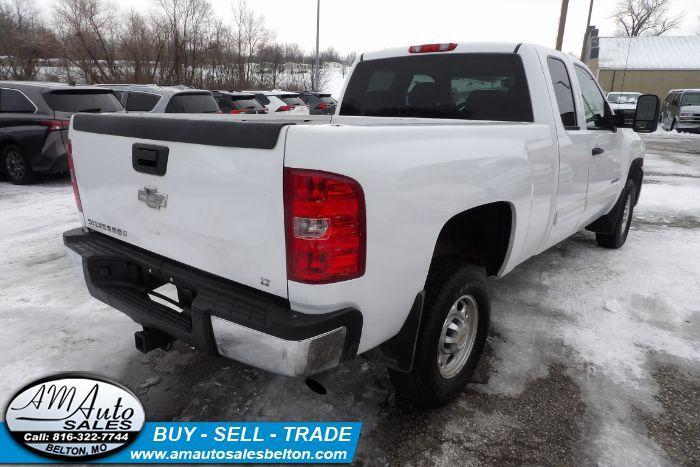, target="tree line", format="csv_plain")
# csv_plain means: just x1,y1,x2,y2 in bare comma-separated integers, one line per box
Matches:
0,0,356,90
